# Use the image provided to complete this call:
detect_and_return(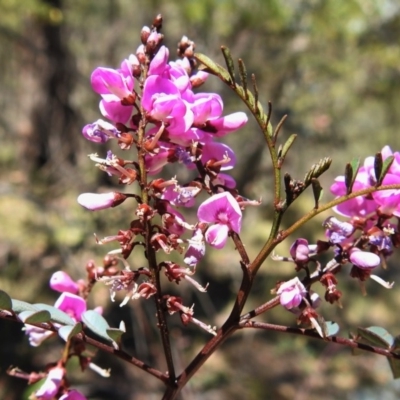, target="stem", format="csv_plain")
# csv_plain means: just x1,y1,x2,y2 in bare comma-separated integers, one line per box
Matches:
240,321,400,360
